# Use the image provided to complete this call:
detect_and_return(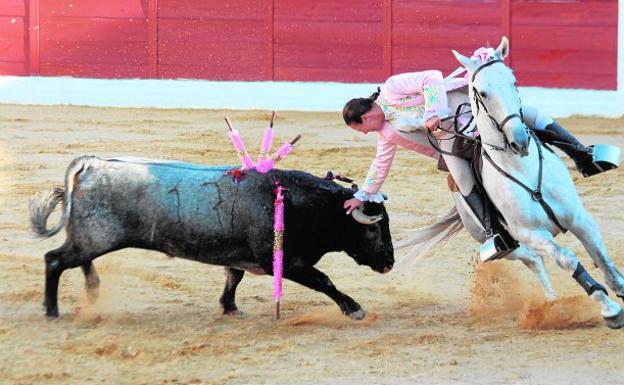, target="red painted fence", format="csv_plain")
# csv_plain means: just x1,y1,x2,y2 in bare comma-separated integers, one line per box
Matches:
0,0,618,90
